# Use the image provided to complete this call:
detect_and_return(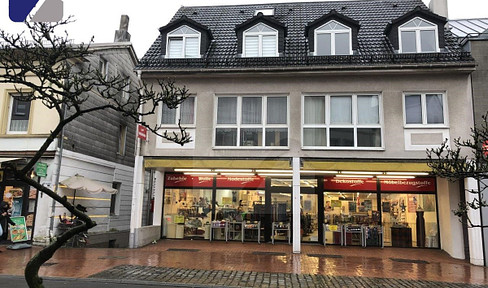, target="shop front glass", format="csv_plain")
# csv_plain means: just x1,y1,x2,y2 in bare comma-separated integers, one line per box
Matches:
323,192,379,245
163,188,213,239
381,193,439,248
301,193,318,242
